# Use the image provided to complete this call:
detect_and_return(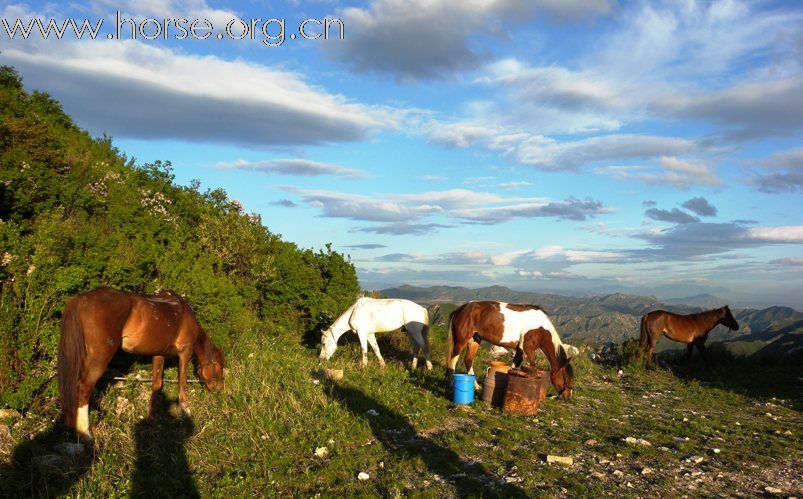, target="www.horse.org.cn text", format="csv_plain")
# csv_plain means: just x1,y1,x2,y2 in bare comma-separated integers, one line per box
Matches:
1,12,345,46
